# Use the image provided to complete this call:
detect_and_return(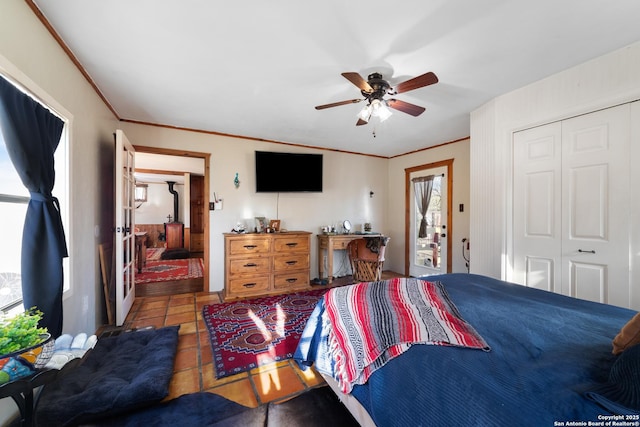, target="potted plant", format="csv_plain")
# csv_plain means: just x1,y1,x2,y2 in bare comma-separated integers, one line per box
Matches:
0,308,53,384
